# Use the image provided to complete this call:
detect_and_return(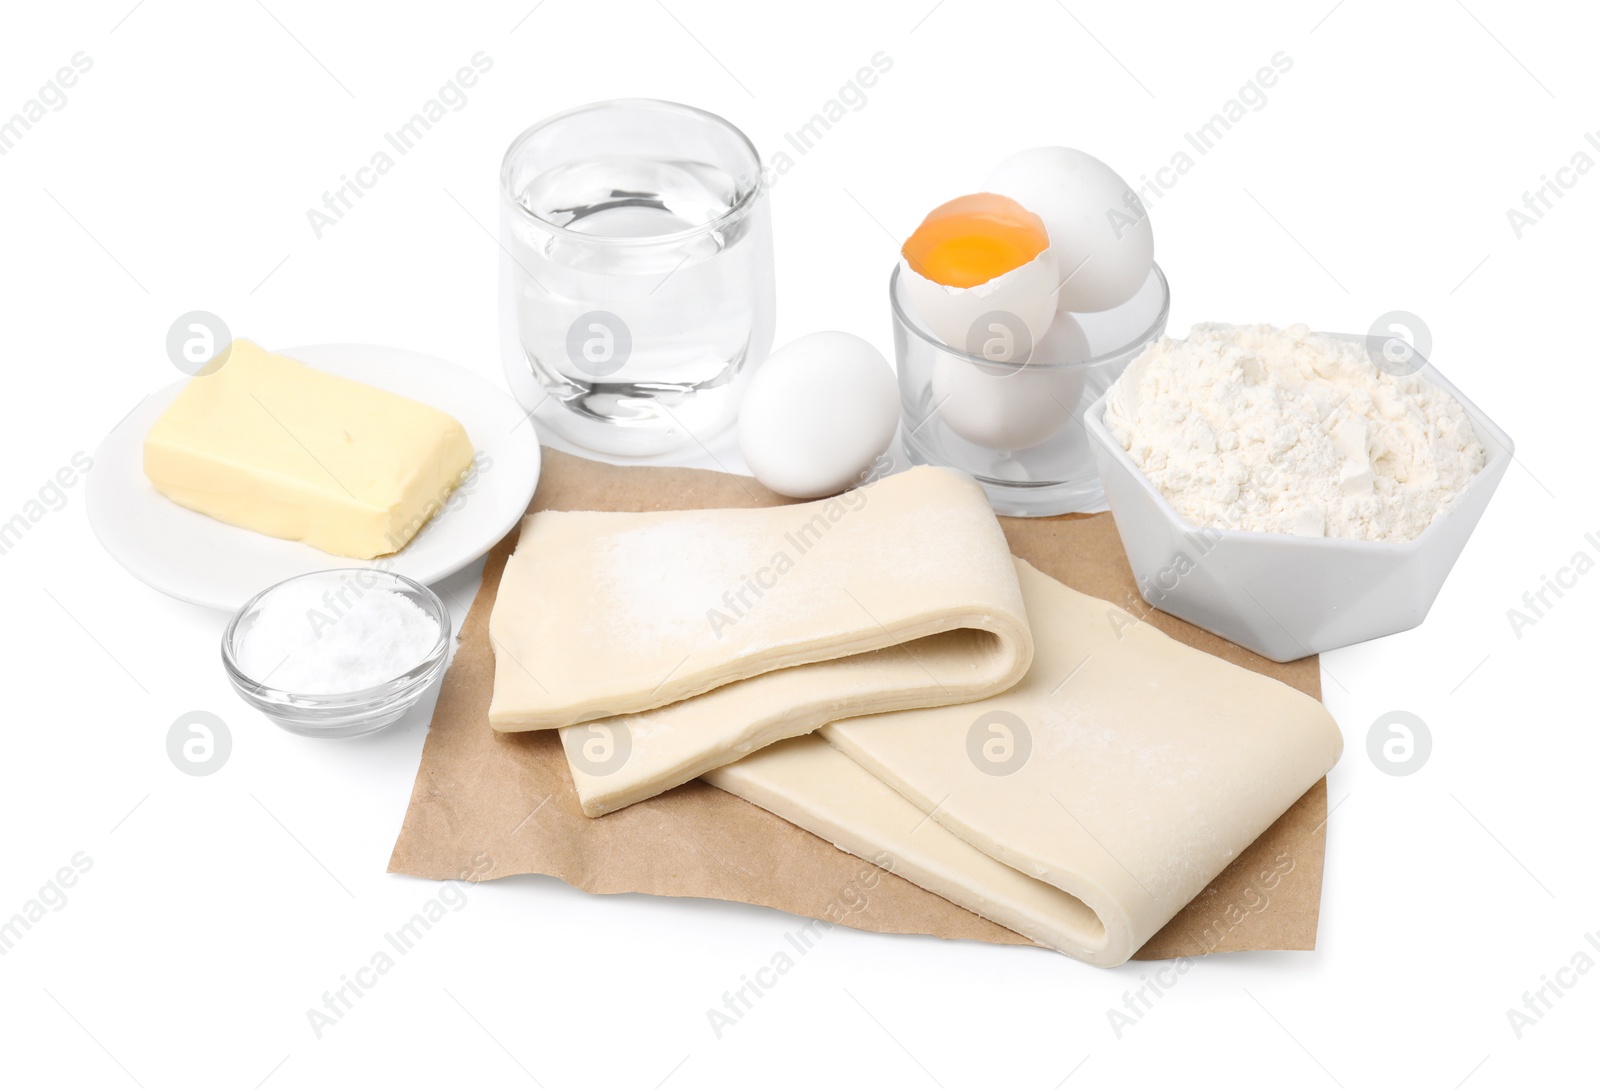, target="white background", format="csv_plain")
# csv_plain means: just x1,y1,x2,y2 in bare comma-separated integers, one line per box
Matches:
1,1,1595,1085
